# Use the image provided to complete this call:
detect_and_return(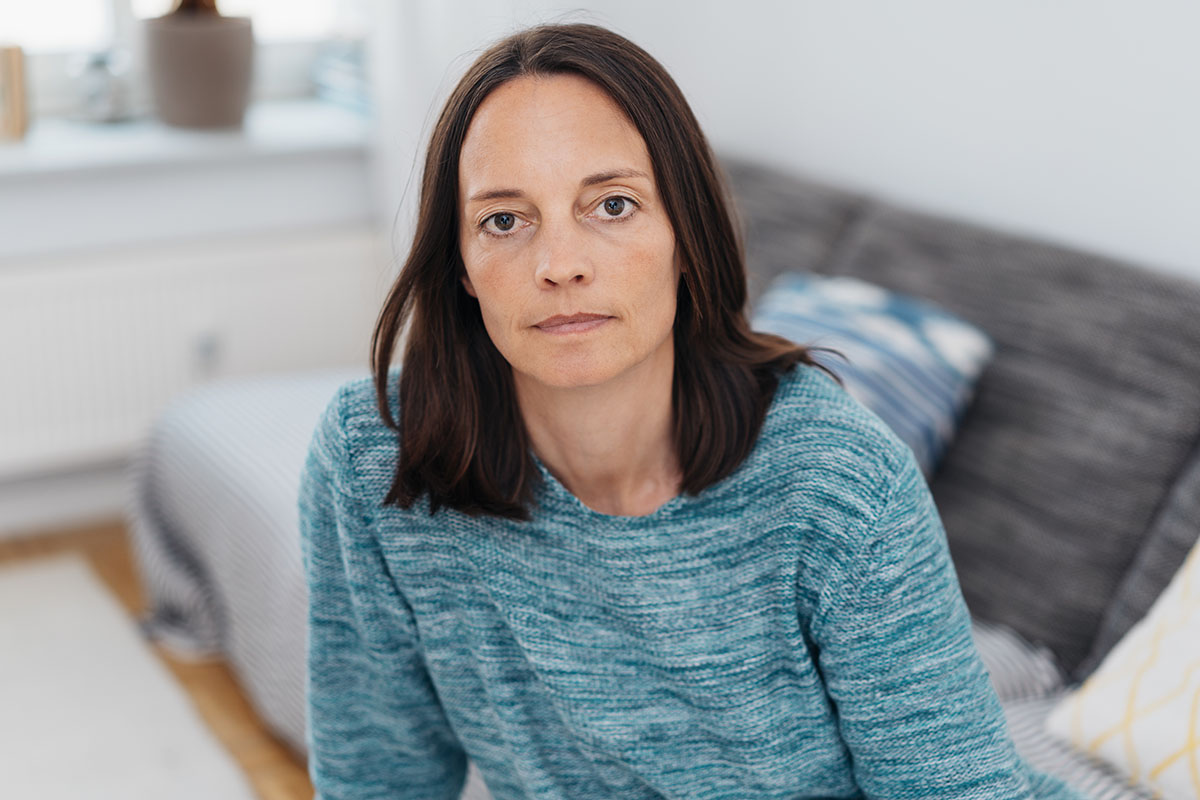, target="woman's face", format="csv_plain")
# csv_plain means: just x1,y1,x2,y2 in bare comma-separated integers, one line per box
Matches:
457,73,680,392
